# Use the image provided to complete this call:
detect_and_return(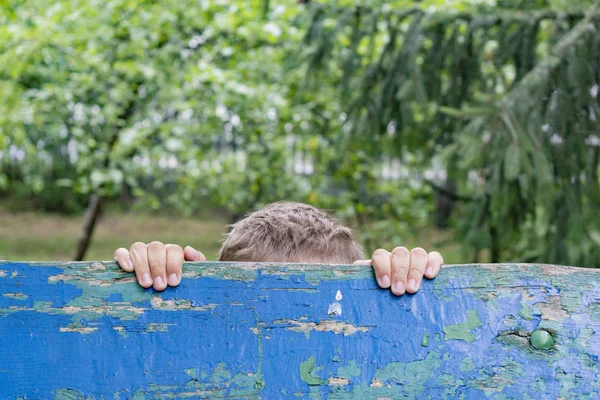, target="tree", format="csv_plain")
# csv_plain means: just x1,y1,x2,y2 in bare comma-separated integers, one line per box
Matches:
296,0,600,265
